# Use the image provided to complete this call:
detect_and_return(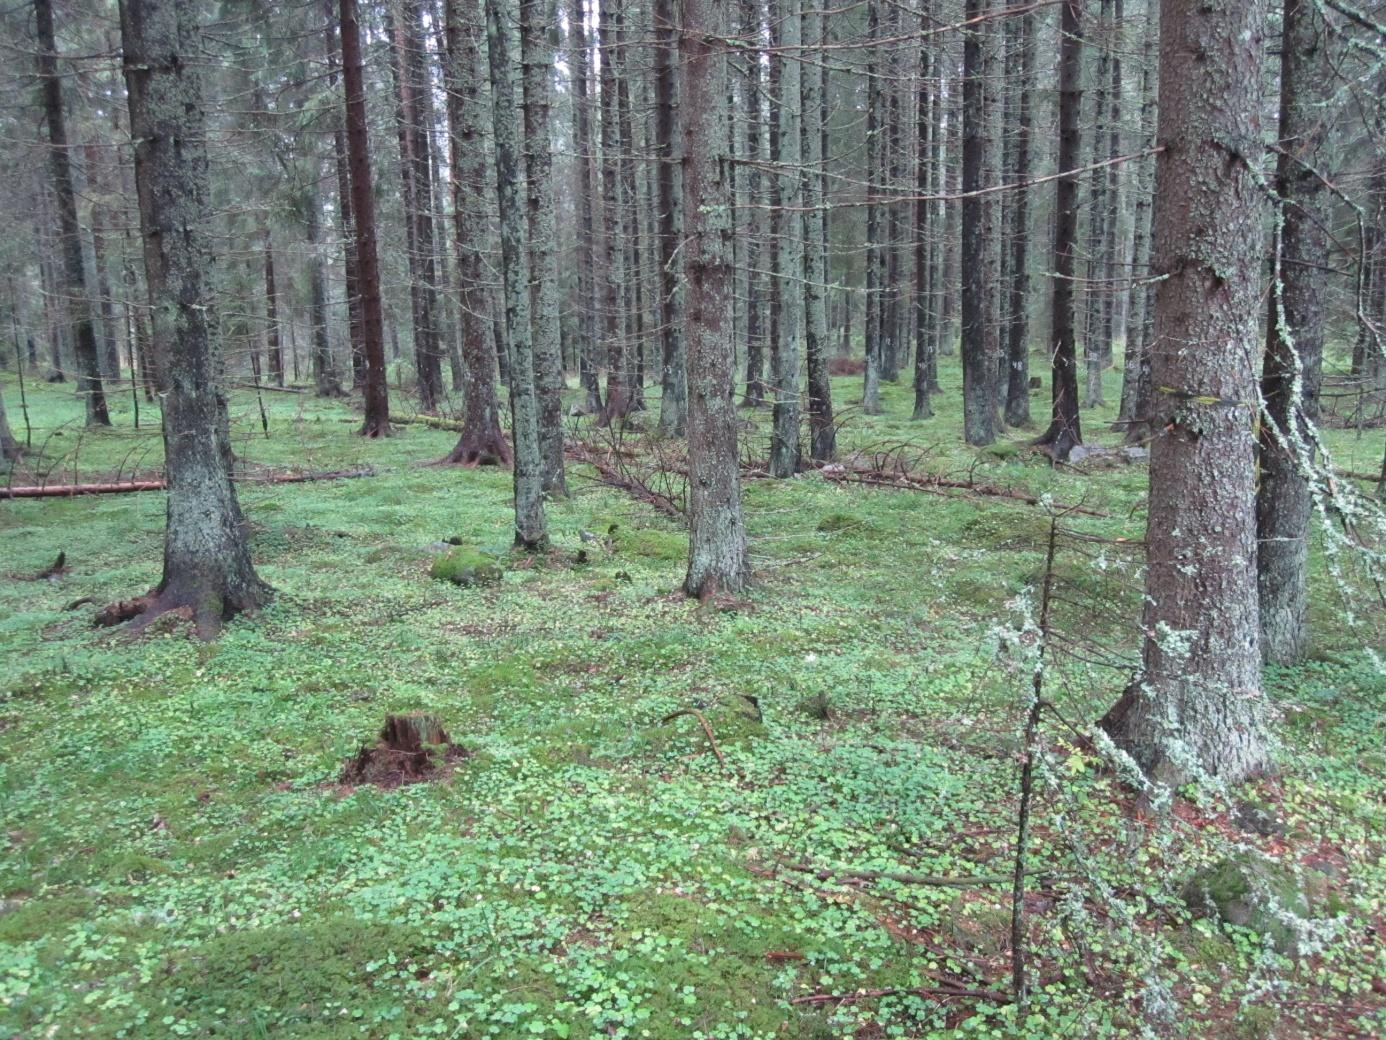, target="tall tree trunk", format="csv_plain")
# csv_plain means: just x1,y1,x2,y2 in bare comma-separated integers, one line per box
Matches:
681,0,749,597
117,0,271,637
1035,0,1083,459
305,175,345,397
566,0,603,414
442,0,512,465
1099,0,1269,784
1082,0,1111,409
484,0,548,548
912,13,934,422
35,0,110,426
1116,14,1157,439
339,0,391,435
0,386,20,462
324,0,364,389
596,0,632,426
1003,7,1035,427
263,231,284,386
960,0,995,446
803,1,834,461
861,1,882,415
769,0,802,477
740,0,767,407
1256,0,1330,665
654,0,688,434
520,0,567,493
